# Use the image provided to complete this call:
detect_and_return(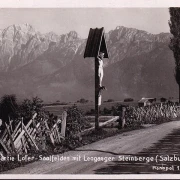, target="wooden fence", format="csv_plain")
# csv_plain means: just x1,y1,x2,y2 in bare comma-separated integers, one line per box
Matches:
0,111,67,155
